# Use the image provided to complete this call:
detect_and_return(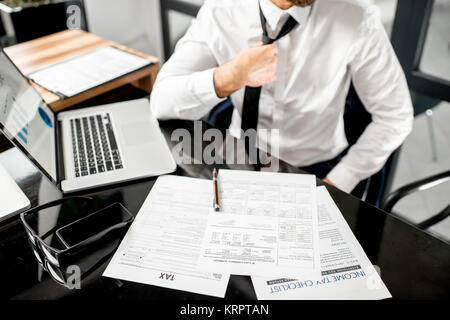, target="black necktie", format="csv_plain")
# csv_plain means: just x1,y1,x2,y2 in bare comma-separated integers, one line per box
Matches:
241,6,299,133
